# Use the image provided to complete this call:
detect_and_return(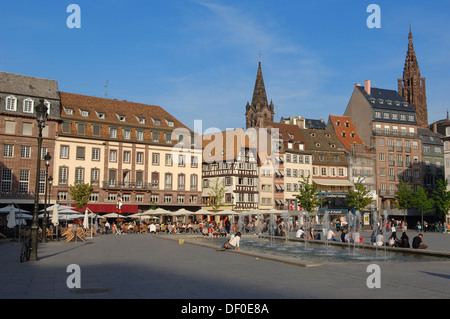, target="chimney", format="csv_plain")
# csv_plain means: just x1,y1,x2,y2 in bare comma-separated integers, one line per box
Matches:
354,83,361,88
364,80,371,95
433,122,437,133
